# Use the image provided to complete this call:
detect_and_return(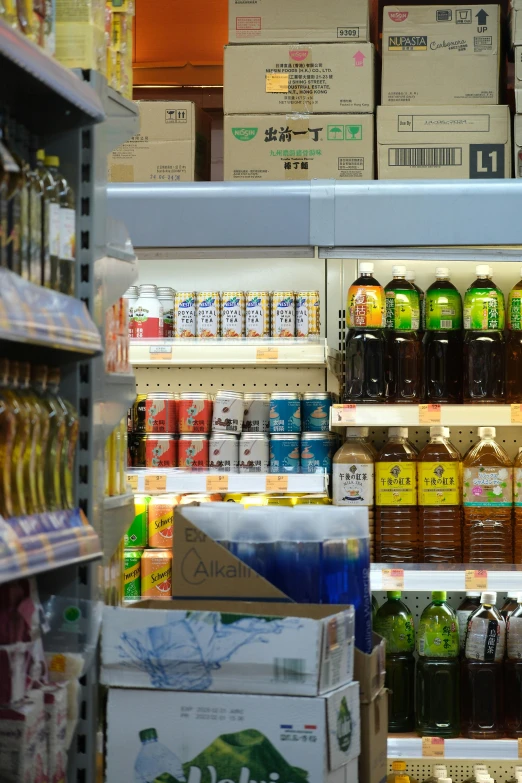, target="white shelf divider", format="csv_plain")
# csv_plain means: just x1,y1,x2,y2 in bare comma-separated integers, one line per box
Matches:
331,404,522,428
388,737,519,761
126,469,328,495
371,564,522,591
